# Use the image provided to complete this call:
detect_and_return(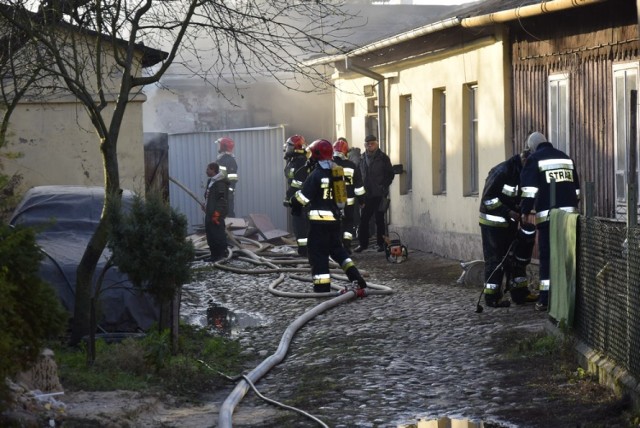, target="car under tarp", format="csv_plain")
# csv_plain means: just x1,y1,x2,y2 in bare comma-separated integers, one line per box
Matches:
9,185,160,333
